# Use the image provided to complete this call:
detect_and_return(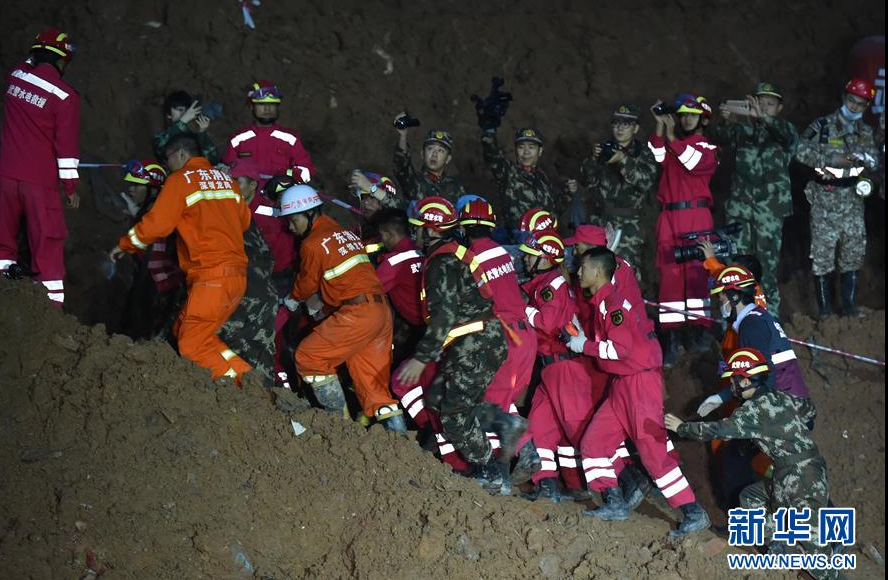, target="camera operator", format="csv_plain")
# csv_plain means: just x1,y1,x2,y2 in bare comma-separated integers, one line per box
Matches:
647,95,718,366
154,90,220,165
392,113,466,204
795,78,880,319
570,105,657,275
710,83,798,317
